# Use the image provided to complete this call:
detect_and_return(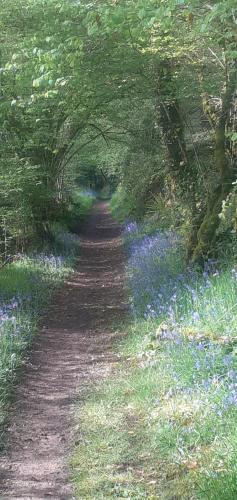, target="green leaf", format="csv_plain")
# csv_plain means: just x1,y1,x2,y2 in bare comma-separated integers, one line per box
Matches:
231,132,237,143
32,78,40,88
